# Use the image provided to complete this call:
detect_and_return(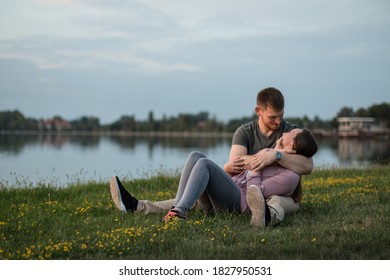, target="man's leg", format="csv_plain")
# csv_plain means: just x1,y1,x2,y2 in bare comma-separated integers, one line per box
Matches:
137,199,175,214
111,175,176,214
266,195,300,226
